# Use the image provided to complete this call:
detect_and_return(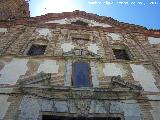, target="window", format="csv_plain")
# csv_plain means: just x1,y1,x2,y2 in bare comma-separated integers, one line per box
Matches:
112,49,130,60
71,20,88,26
112,44,131,60
27,44,47,56
72,62,91,87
